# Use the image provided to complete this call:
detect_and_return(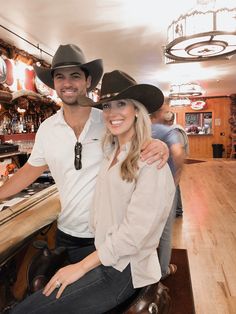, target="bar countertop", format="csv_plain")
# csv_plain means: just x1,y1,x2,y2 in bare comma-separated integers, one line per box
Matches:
0,185,61,264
